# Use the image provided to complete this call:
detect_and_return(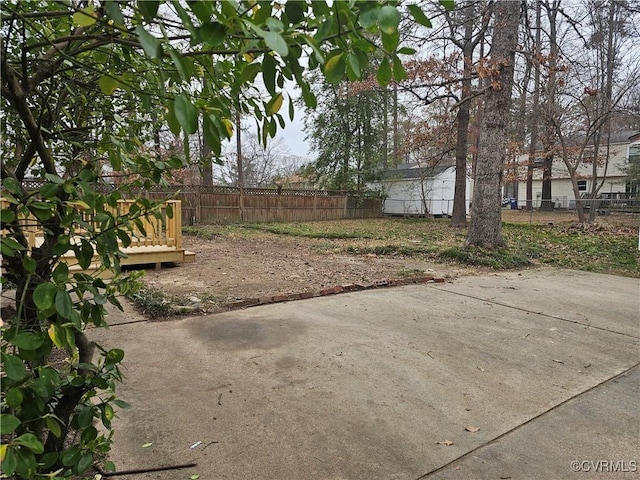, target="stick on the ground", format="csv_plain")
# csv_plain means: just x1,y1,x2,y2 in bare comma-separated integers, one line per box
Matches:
97,462,197,477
